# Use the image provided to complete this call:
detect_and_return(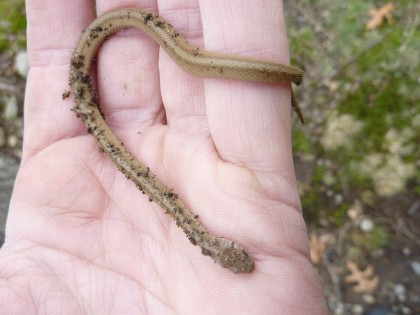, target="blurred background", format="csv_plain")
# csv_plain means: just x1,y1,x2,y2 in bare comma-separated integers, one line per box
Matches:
0,1,419,314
